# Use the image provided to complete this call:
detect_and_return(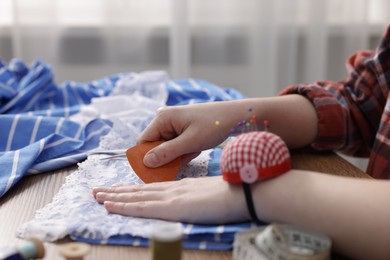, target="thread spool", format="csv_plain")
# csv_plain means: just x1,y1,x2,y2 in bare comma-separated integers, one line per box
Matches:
58,242,91,260
0,237,45,260
150,223,182,260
